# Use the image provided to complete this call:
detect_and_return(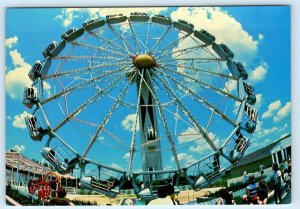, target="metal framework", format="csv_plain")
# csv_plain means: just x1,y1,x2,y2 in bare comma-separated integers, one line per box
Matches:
23,12,258,200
